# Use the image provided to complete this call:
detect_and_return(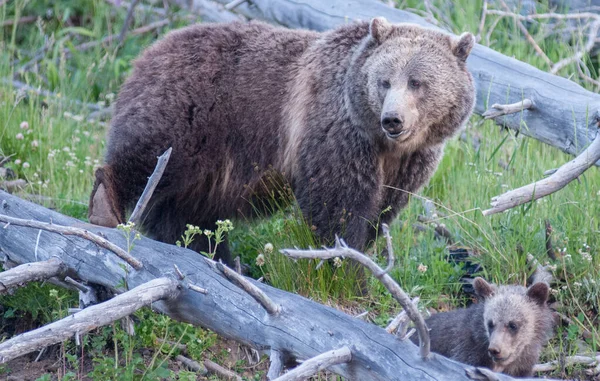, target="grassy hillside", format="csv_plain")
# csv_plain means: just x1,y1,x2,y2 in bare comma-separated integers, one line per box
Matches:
0,0,599,379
